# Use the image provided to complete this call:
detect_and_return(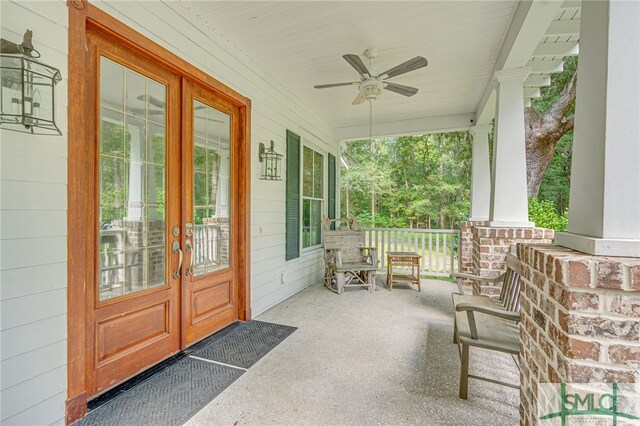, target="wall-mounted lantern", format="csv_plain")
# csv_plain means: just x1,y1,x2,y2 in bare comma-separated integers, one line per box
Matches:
0,30,62,135
259,140,283,181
